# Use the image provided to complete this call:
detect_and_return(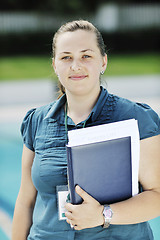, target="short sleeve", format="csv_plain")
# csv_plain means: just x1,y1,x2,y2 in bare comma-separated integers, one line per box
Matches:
134,102,160,139
20,108,37,151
